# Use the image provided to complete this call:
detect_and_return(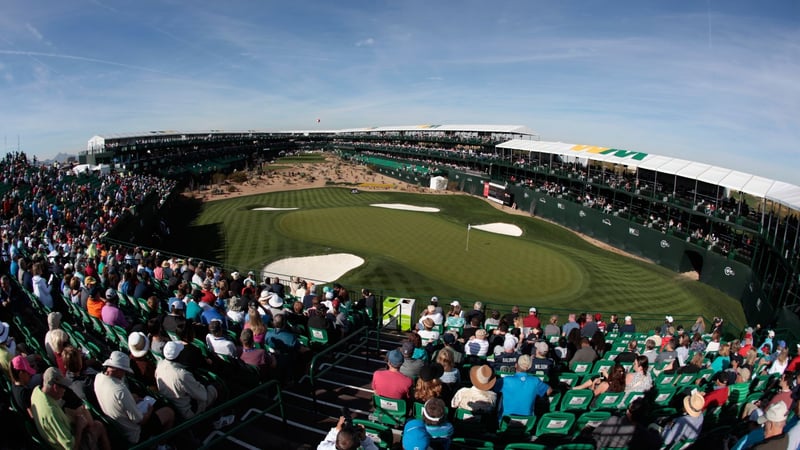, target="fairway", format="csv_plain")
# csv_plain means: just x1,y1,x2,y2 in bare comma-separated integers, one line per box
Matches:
180,187,745,325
